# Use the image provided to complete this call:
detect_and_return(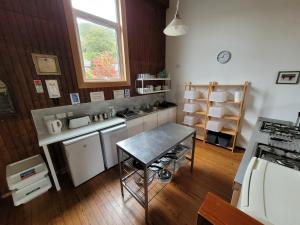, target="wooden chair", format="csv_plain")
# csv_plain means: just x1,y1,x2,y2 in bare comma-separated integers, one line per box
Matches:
197,192,263,225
